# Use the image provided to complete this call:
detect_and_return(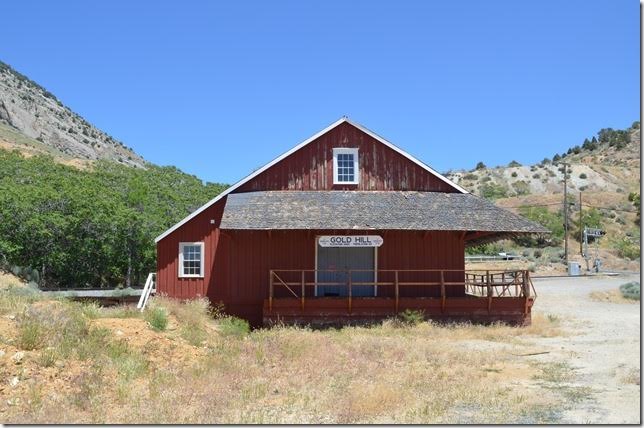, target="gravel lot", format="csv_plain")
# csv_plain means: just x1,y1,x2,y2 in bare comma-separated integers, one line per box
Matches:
530,273,640,424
